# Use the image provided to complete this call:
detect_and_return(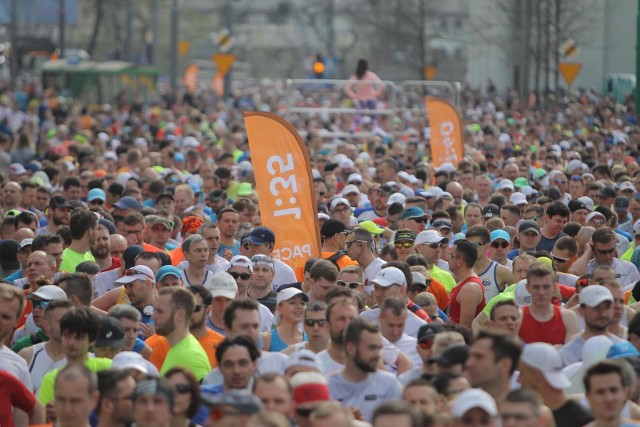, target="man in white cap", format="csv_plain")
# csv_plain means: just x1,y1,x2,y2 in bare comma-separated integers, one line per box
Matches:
560,285,627,366
344,228,386,285
341,184,363,209
450,388,499,427
330,197,355,227
112,265,157,333
360,266,427,338
414,229,457,292
518,342,594,427
227,255,273,332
